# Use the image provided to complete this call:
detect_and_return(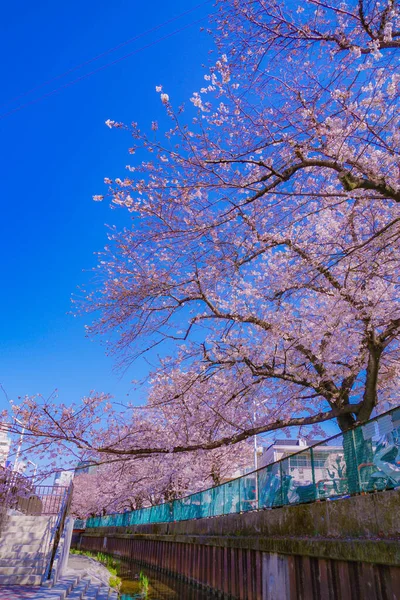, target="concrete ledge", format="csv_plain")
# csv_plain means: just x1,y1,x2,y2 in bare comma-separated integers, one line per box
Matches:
88,489,400,539
82,490,400,567
82,530,400,566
